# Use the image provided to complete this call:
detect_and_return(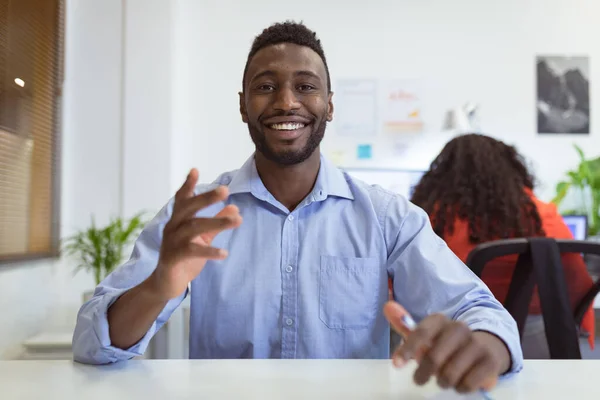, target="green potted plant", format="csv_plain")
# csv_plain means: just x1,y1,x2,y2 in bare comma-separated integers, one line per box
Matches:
62,212,148,302
552,144,600,237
